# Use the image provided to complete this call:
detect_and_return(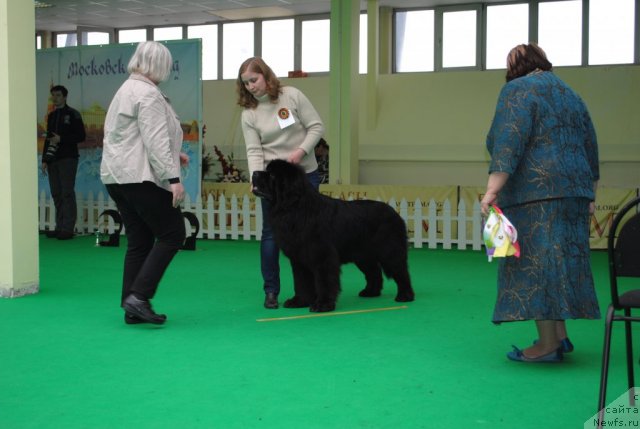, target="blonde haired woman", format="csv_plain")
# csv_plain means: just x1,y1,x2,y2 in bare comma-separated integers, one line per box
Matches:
102,41,187,325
